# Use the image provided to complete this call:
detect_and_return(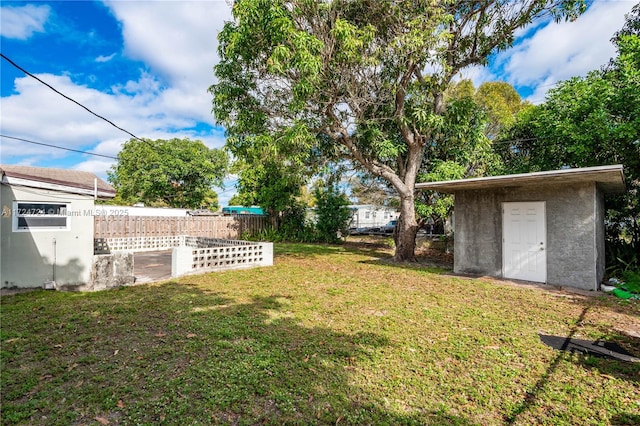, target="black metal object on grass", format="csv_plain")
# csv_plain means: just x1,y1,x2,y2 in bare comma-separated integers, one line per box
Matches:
539,334,639,363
